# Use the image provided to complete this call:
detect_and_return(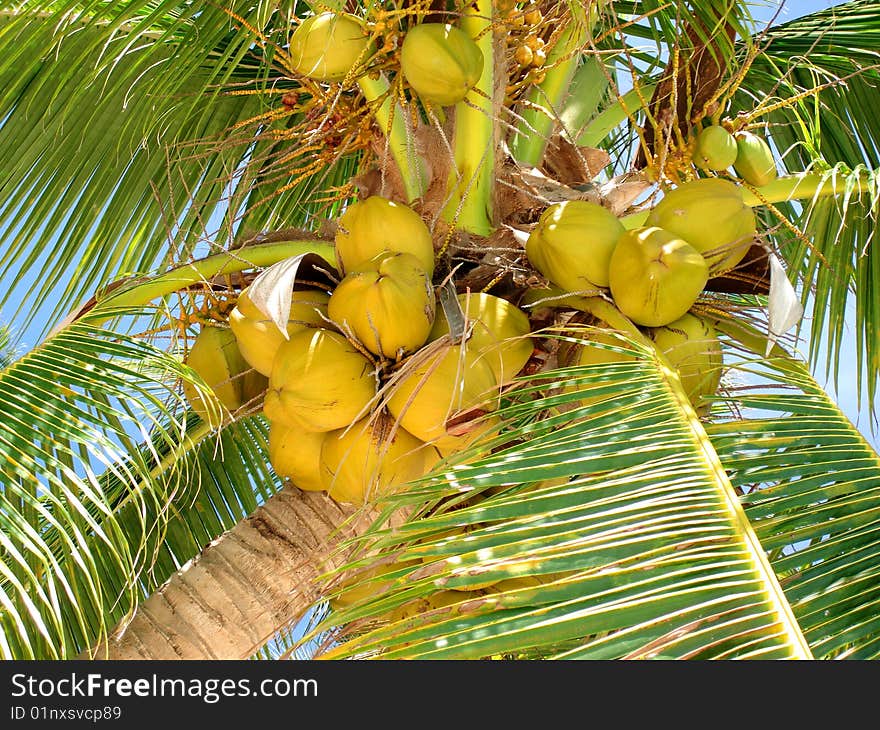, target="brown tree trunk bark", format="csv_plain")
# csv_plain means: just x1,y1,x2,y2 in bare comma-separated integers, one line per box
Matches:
83,487,368,660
